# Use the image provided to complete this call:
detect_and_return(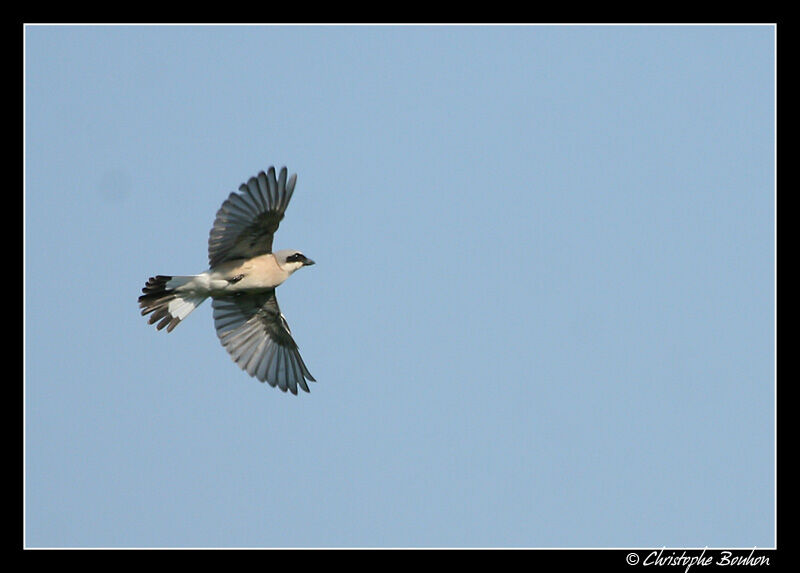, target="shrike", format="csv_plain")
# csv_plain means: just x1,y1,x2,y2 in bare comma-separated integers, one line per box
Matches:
138,166,316,394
